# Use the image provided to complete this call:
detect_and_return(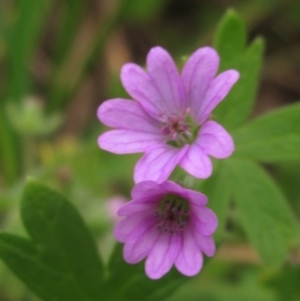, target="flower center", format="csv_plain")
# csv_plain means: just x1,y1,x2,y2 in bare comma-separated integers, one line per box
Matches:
160,108,199,147
155,194,189,234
